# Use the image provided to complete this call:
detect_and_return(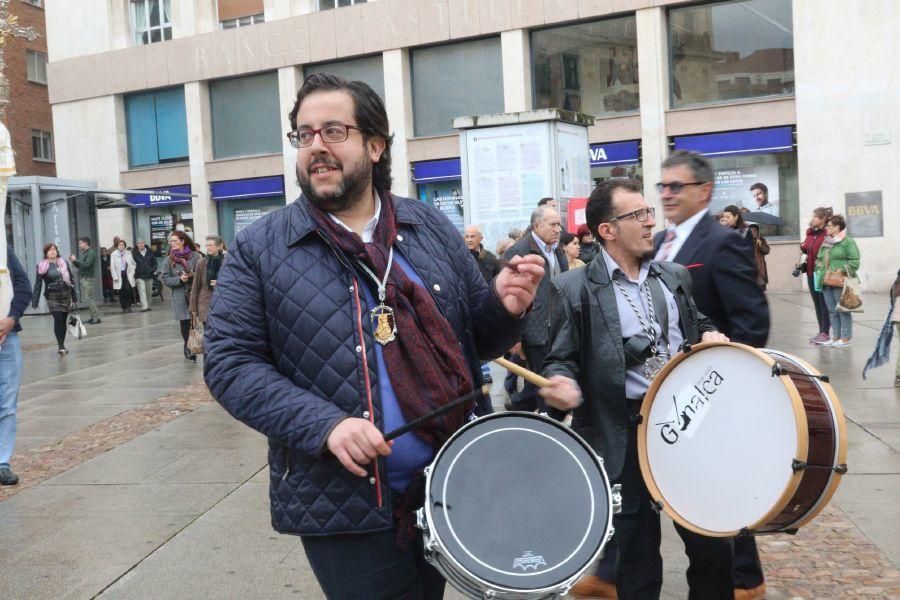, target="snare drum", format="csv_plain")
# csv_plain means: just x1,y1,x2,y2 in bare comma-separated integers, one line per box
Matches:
418,412,618,599
637,342,847,537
